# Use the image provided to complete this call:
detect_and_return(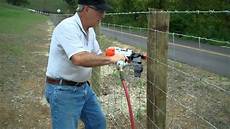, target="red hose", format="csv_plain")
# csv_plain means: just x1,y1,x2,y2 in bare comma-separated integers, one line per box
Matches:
121,80,136,129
